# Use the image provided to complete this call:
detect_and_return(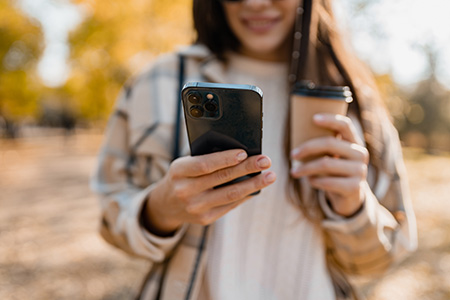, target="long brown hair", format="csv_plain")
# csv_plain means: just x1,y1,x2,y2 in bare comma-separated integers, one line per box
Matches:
193,0,387,218
288,0,388,218
301,0,387,168
193,0,239,58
